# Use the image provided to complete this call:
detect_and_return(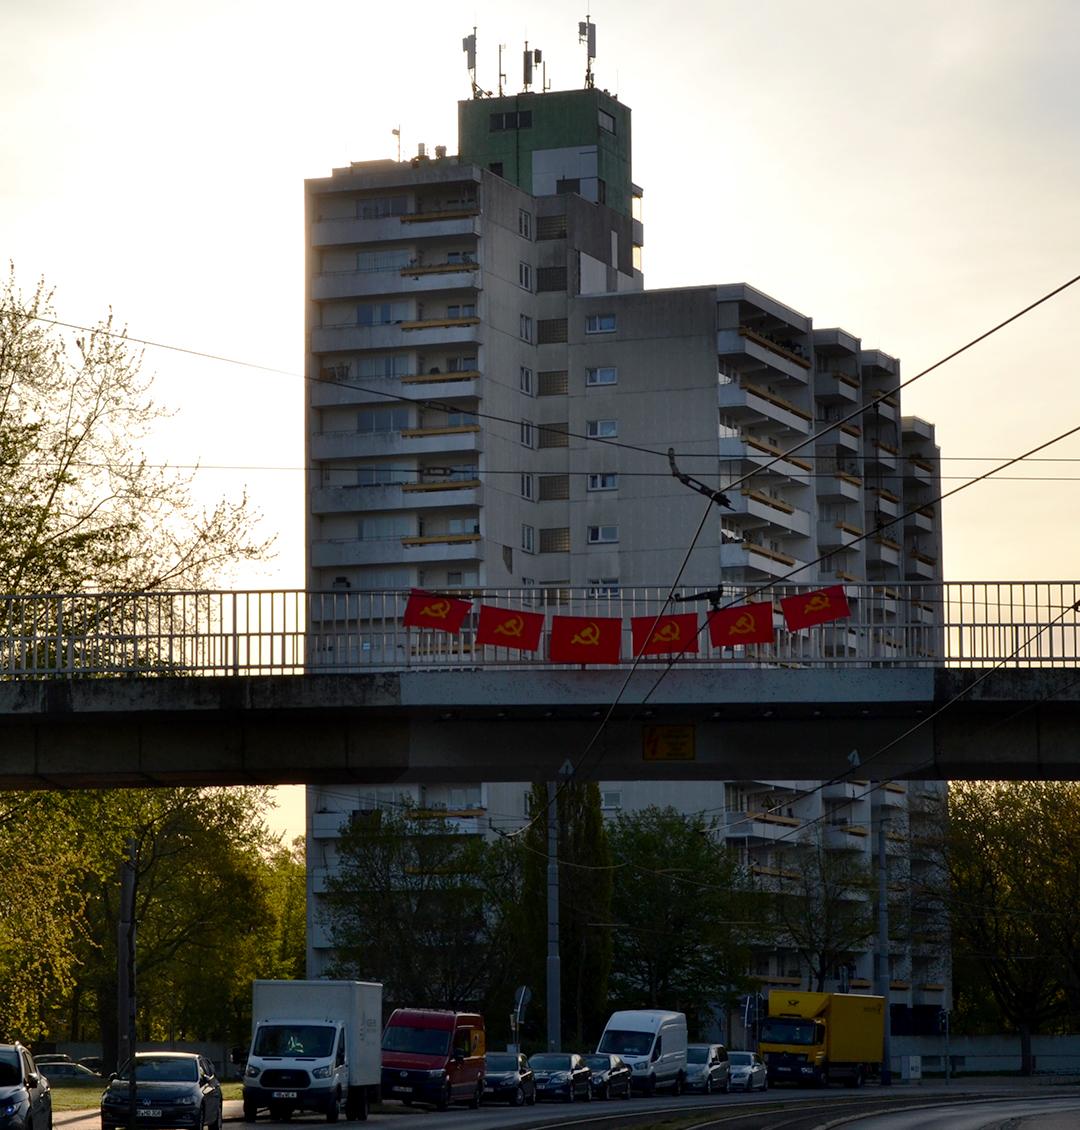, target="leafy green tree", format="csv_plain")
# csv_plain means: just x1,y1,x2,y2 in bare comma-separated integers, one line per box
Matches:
322,805,519,1014
948,782,1076,1071
606,806,754,1035
520,781,613,1047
